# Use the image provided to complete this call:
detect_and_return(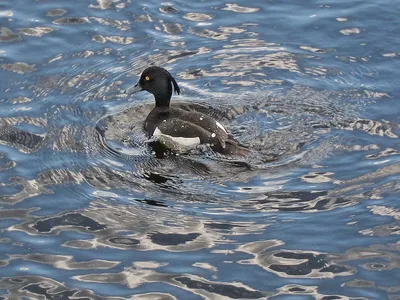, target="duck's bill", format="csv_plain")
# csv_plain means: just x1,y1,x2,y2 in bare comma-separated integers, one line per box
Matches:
124,83,142,94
